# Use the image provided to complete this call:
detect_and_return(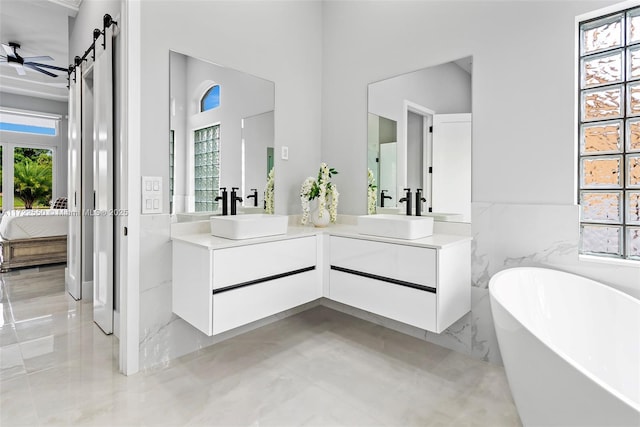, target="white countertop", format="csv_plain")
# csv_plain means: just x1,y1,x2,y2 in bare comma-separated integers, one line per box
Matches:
171,222,471,250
